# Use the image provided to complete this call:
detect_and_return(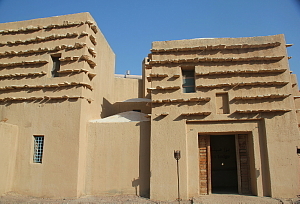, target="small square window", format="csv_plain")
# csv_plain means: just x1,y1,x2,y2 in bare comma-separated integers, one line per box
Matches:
216,93,230,114
33,136,44,163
